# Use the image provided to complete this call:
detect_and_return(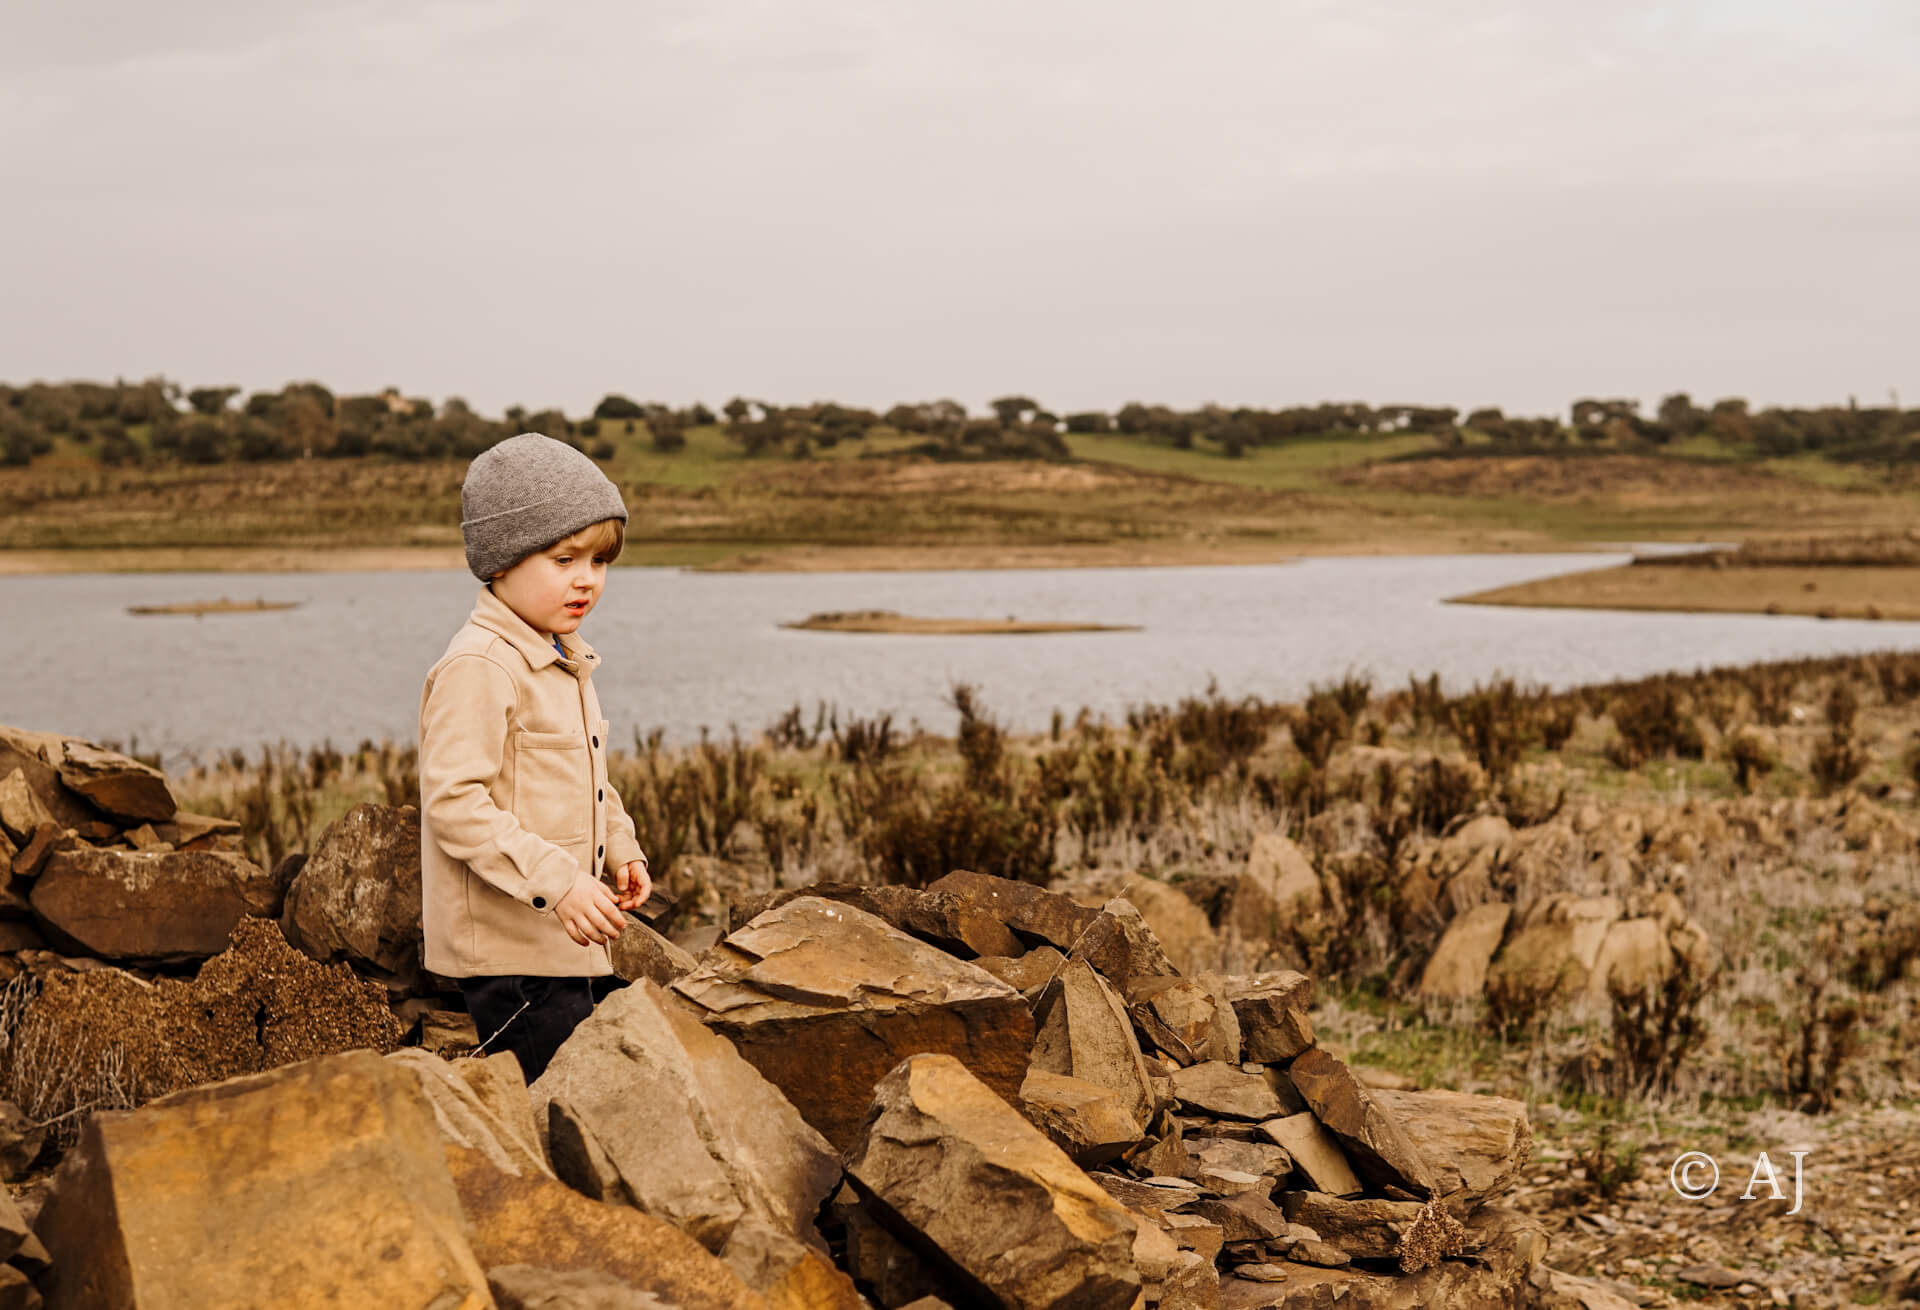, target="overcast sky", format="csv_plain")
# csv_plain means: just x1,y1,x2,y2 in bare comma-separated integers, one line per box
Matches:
5,1,1916,420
